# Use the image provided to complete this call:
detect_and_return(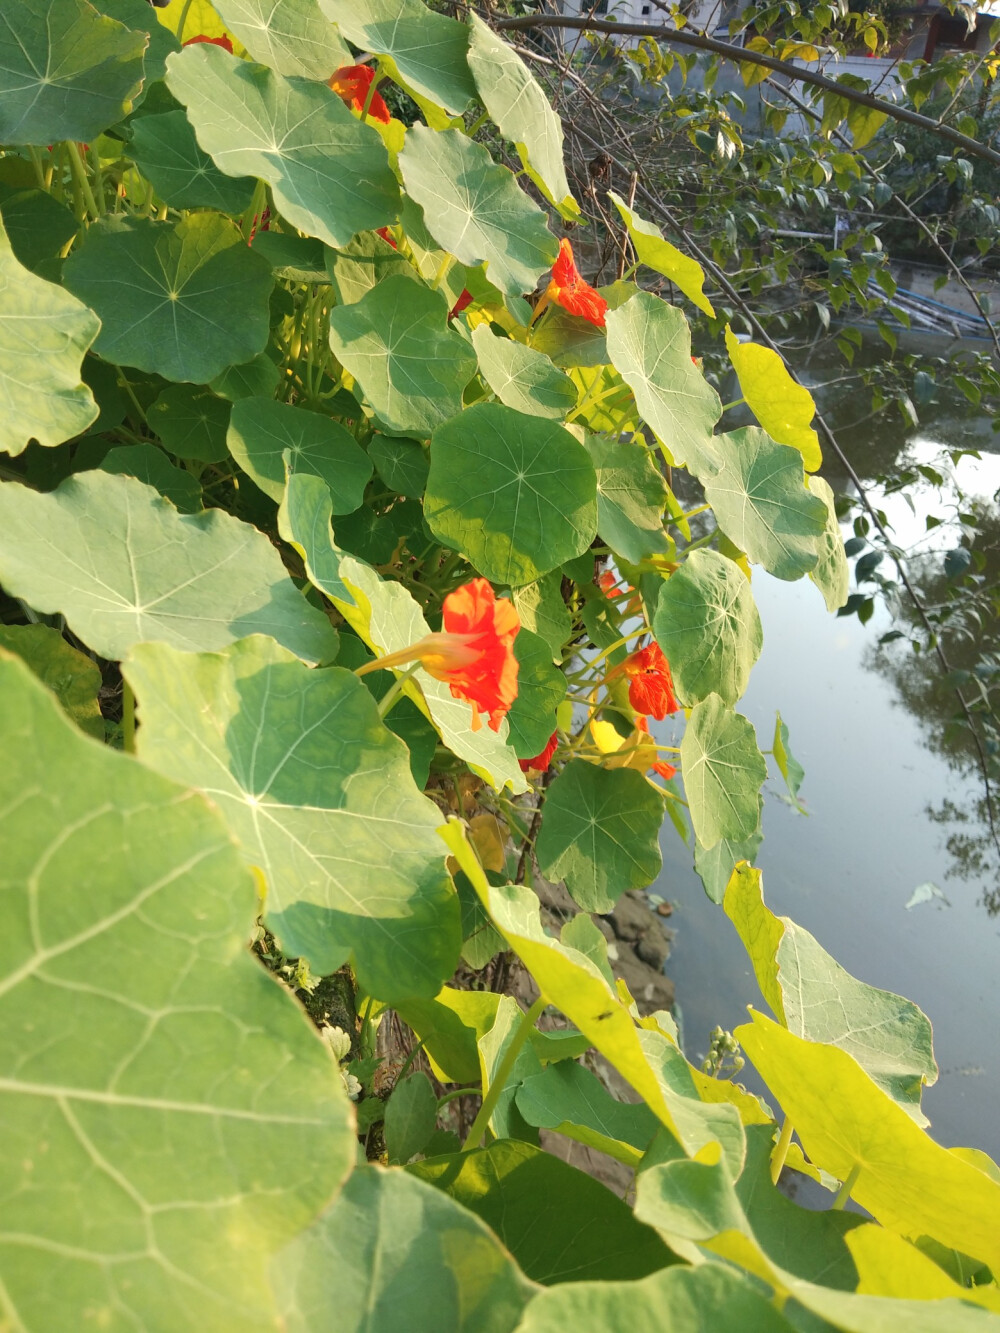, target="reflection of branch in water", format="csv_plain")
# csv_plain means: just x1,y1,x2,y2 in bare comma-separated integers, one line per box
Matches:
927,799,1000,917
